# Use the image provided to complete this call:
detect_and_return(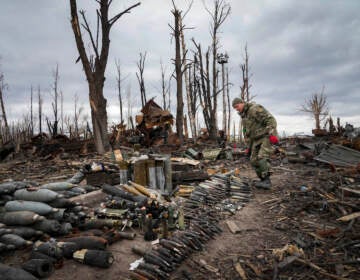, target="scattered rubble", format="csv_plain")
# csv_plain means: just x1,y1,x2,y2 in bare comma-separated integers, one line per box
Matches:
0,126,359,279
